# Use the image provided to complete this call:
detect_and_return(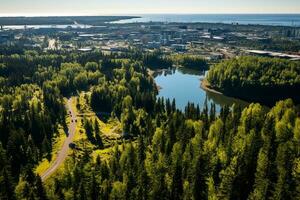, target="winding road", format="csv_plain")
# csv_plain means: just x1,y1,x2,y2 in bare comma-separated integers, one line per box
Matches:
41,98,77,181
